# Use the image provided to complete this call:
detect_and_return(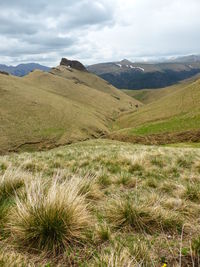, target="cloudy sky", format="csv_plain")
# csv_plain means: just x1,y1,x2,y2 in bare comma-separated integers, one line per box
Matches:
0,0,200,66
